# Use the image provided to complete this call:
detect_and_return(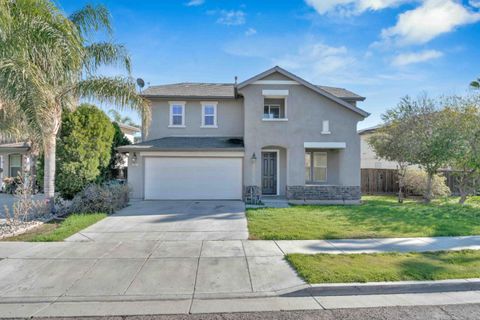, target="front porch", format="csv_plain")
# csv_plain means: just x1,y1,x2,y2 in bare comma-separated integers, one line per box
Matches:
244,142,361,204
